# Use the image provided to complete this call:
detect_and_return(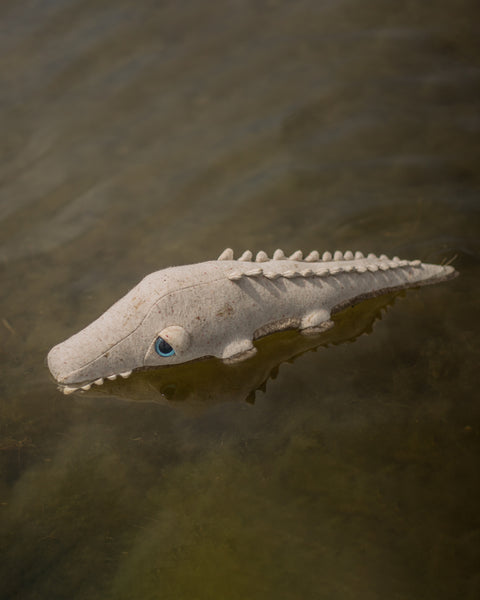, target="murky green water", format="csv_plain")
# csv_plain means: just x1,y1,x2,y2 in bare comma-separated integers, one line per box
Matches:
1,1,479,598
